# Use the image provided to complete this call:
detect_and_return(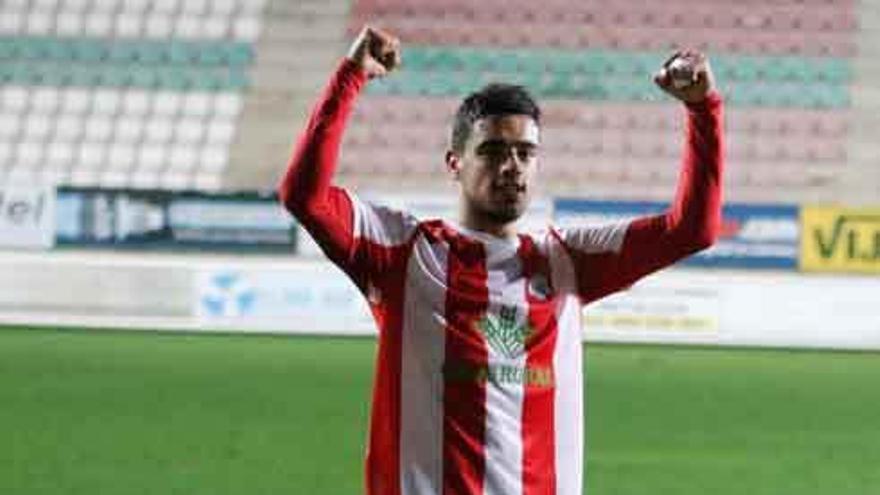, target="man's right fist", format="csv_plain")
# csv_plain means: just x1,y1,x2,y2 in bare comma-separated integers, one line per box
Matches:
347,26,401,79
